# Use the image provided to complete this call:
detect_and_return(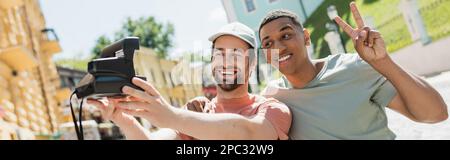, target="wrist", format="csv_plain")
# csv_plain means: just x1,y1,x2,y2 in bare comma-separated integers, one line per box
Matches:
163,107,182,129
150,105,181,129
368,56,398,76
